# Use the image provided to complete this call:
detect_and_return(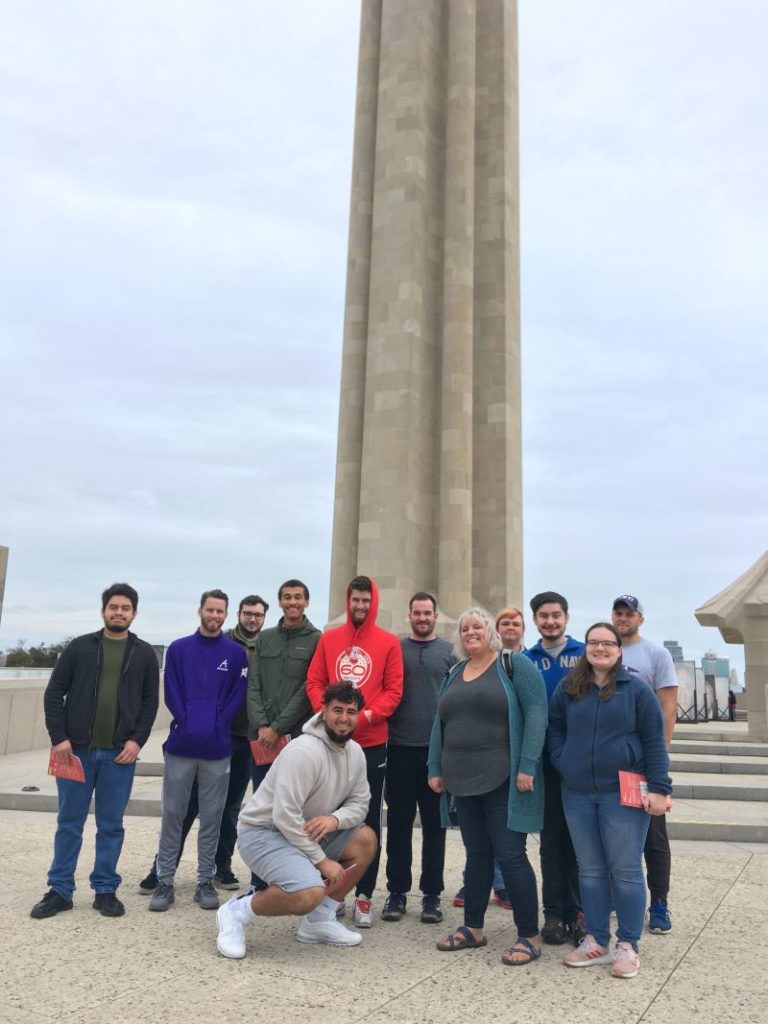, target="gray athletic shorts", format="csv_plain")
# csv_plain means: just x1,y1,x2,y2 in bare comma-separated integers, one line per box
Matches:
237,824,360,893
